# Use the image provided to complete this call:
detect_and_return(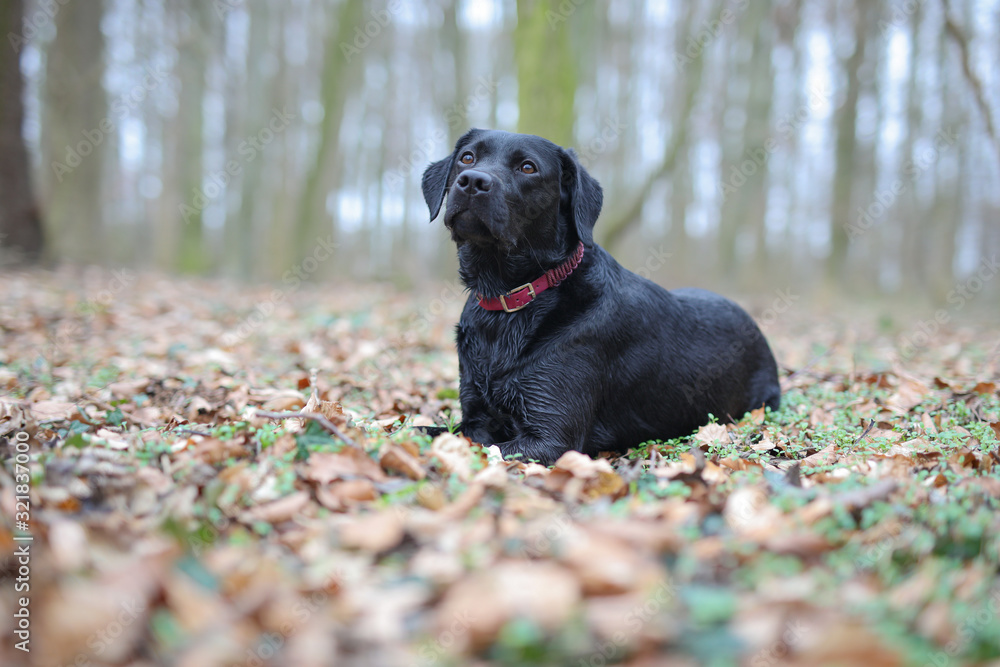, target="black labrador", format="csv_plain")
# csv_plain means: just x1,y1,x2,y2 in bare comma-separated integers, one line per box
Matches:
421,128,780,464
